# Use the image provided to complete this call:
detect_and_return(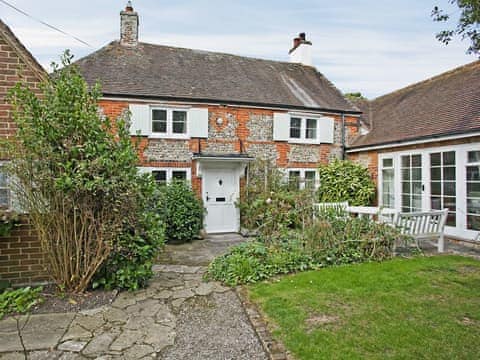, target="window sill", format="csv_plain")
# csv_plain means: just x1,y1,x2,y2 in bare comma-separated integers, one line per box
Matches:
148,134,190,140
287,138,319,145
